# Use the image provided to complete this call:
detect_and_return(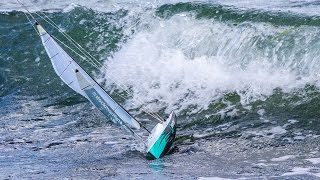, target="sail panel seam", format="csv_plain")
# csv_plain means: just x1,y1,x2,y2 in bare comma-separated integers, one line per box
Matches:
49,52,59,59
